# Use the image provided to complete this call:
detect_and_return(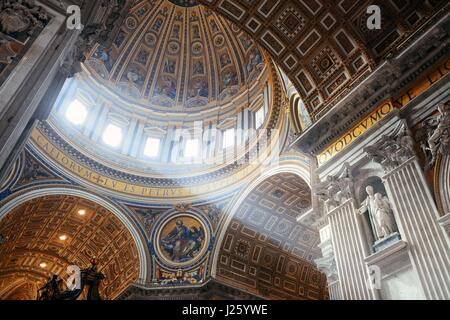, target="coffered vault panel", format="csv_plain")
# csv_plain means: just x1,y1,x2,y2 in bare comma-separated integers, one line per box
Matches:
216,173,328,300
0,195,140,299
198,0,446,122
